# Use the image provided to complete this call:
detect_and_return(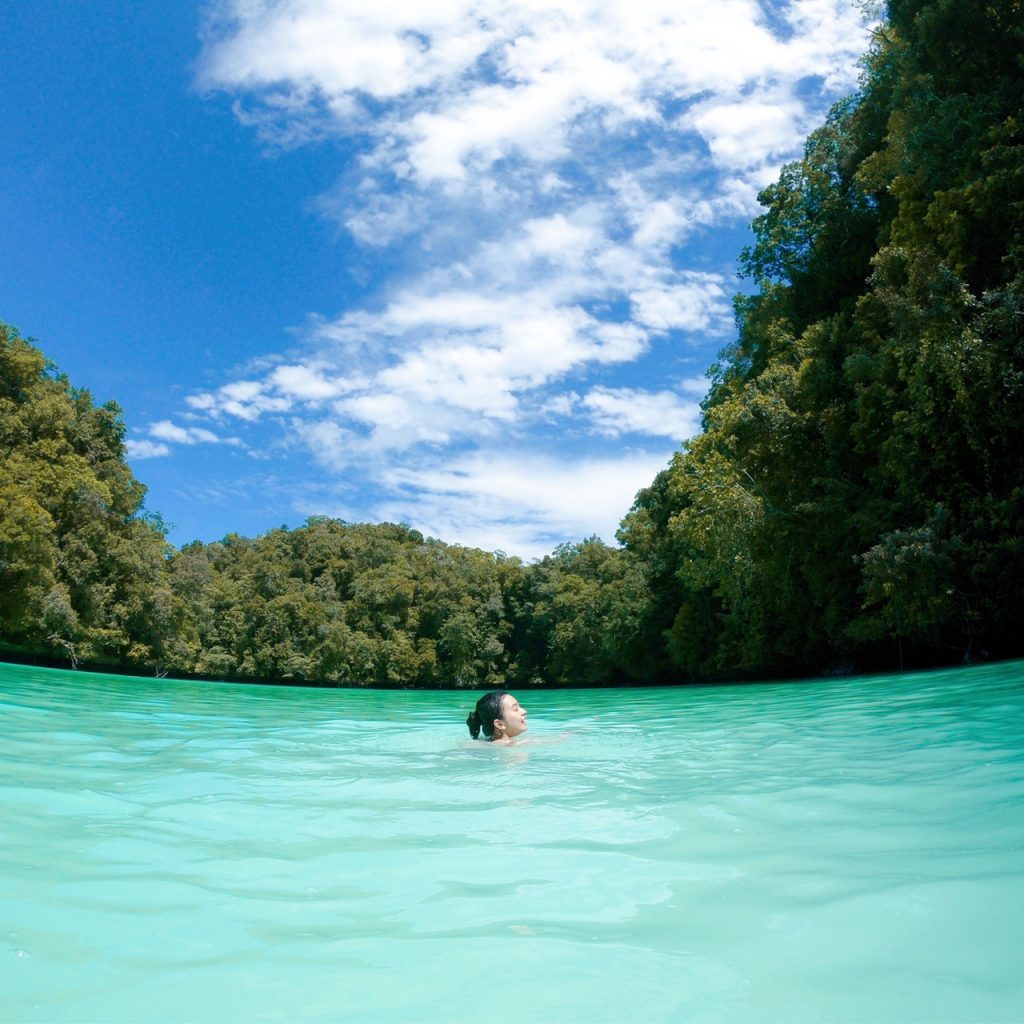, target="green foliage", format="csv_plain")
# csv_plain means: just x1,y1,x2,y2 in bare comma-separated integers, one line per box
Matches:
0,323,170,669
4,0,1021,686
151,519,514,686
621,0,1024,675
509,538,653,686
